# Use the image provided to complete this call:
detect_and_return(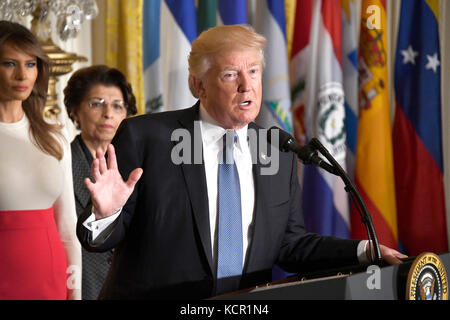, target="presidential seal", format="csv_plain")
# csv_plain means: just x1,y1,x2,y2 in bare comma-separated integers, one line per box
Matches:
317,82,346,163
406,252,448,300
